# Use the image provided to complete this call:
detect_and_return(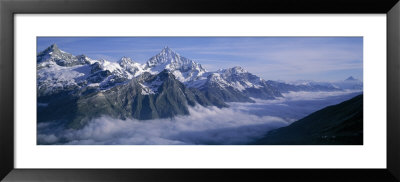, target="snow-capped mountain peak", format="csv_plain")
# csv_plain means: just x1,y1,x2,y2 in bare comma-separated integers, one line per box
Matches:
76,54,95,64
345,76,357,81
41,43,59,53
144,47,207,83
118,56,134,64
331,76,362,90
146,46,180,67
36,45,143,97
44,43,59,53
161,46,174,54
193,65,269,94
37,43,60,62
218,66,248,75
37,43,67,58
118,56,144,77
37,44,86,68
